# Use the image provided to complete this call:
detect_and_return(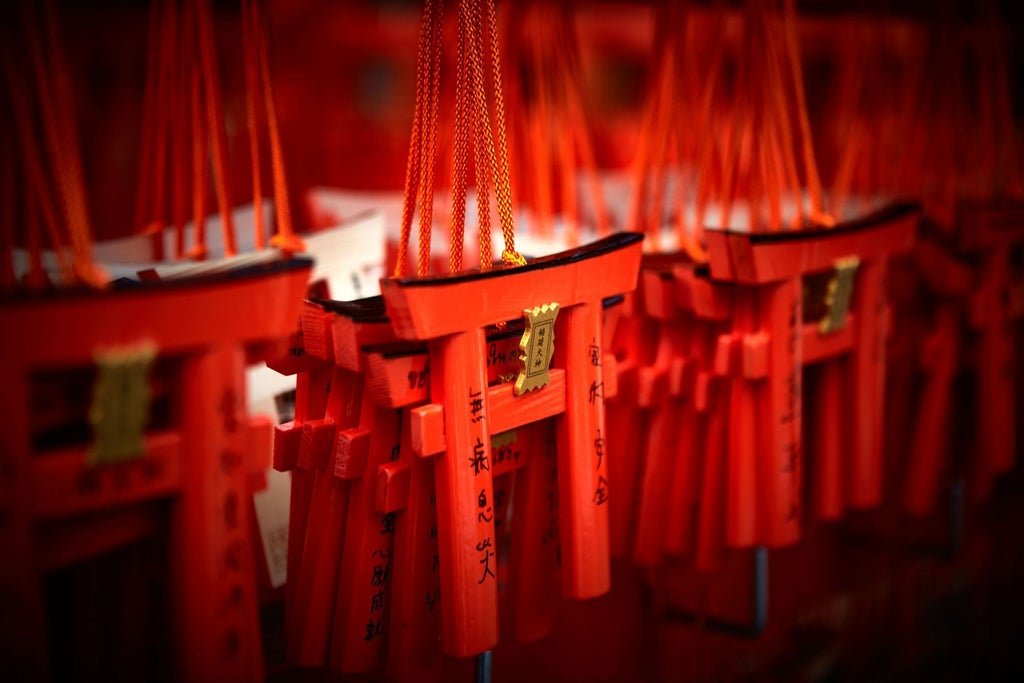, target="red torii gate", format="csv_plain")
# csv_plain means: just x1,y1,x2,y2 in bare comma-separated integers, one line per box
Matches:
0,260,311,681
